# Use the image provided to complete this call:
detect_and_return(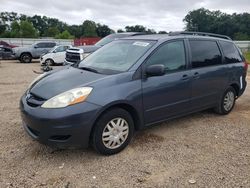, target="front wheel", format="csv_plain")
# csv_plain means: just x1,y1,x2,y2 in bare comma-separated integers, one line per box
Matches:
45,59,55,66
92,108,134,155
214,86,236,115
